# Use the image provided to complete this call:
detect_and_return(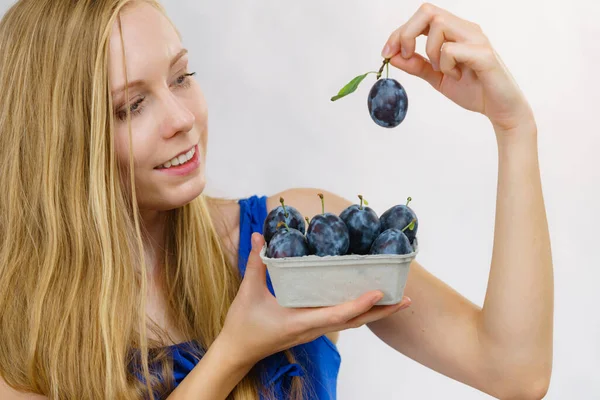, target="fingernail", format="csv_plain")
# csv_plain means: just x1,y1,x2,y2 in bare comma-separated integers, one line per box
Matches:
252,233,260,247
401,47,409,58
381,44,391,58
371,292,384,304
398,296,411,309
